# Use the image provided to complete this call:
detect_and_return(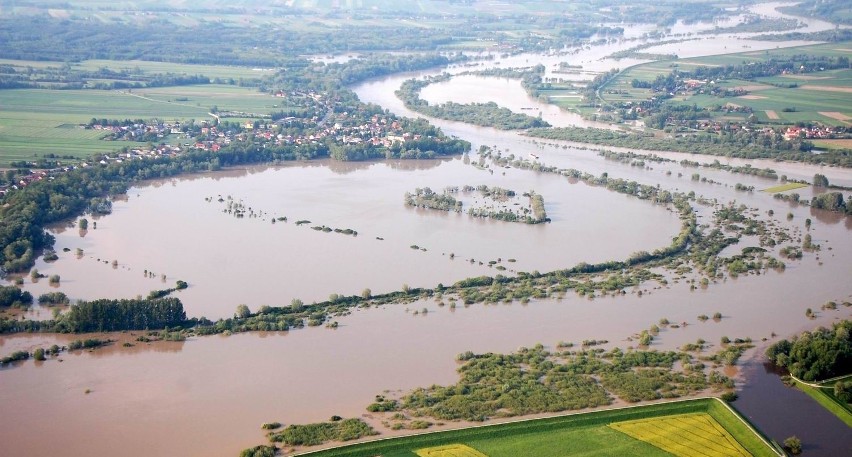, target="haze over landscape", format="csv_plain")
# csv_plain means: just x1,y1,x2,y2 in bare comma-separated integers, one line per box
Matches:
0,1,850,456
